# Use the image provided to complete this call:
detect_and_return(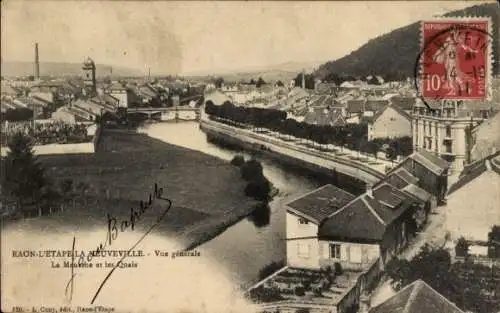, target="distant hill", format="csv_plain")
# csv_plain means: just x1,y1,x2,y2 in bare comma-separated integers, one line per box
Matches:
185,60,321,83
315,3,499,81
1,61,143,78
